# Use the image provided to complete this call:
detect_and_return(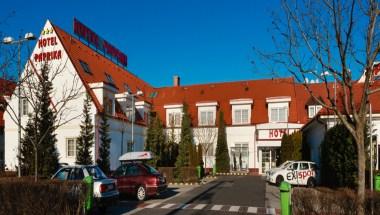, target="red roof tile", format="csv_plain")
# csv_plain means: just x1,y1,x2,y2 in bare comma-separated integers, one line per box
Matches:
0,78,16,128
